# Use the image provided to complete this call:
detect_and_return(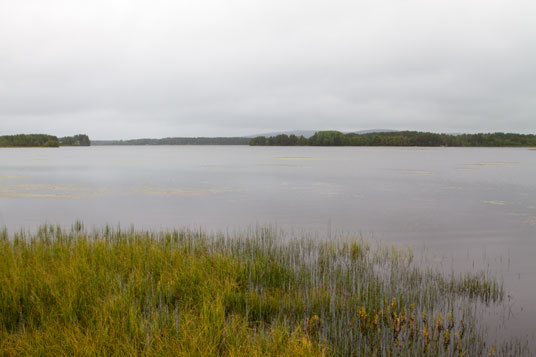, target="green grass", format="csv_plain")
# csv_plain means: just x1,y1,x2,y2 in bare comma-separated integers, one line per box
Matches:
0,223,528,356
